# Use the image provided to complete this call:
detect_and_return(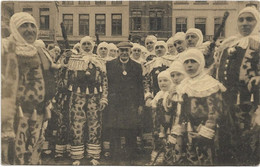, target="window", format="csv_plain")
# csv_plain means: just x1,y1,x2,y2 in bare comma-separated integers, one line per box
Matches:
95,1,106,5
112,1,122,4
213,0,227,4
195,18,206,35
214,17,225,37
39,8,49,30
23,8,32,15
112,14,122,35
194,0,208,4
62,1,74,5
131,11,142,30
173,1,188,4
149,10,163,31
176,17,187,32
95,14,105,35
78,1,90,5
79,14,89,35
63,14,73,35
